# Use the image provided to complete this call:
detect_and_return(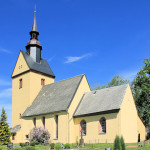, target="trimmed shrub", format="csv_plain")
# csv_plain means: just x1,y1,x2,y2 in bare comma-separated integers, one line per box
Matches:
29,127,50,145
50,143,55,149
64,143,71,149
24,146,35,150
55,144,61,150
30,141,35,147
19,143,25,147
113,135,121,150
120,136,125,150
